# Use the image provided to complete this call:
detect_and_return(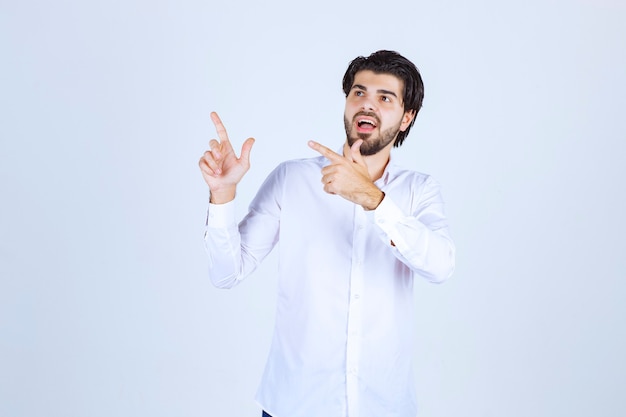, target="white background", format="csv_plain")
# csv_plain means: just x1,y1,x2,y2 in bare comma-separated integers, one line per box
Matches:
1,0,625,416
